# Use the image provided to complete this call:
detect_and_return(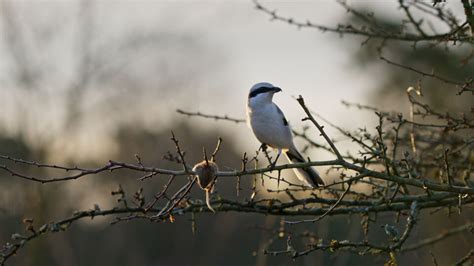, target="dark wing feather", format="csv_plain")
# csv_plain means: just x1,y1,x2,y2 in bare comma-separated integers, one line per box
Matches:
275,105,289,126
